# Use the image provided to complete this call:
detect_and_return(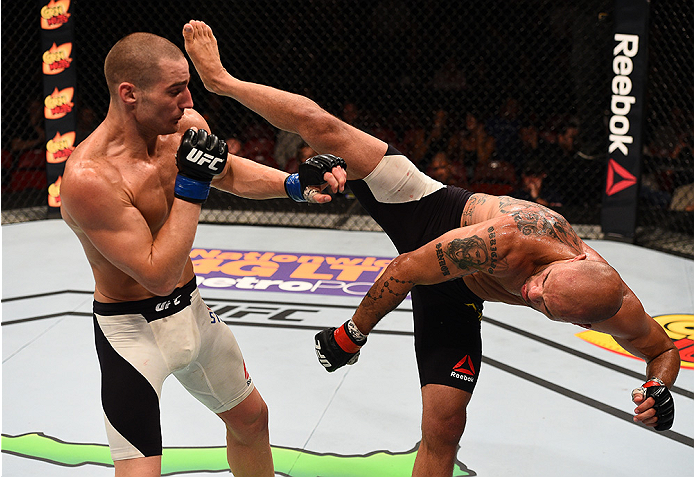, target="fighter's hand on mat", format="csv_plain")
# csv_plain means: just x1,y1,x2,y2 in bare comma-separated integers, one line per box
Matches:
632,378,675,431
285,154,347,203
315,320,366,372
174,128,228,204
